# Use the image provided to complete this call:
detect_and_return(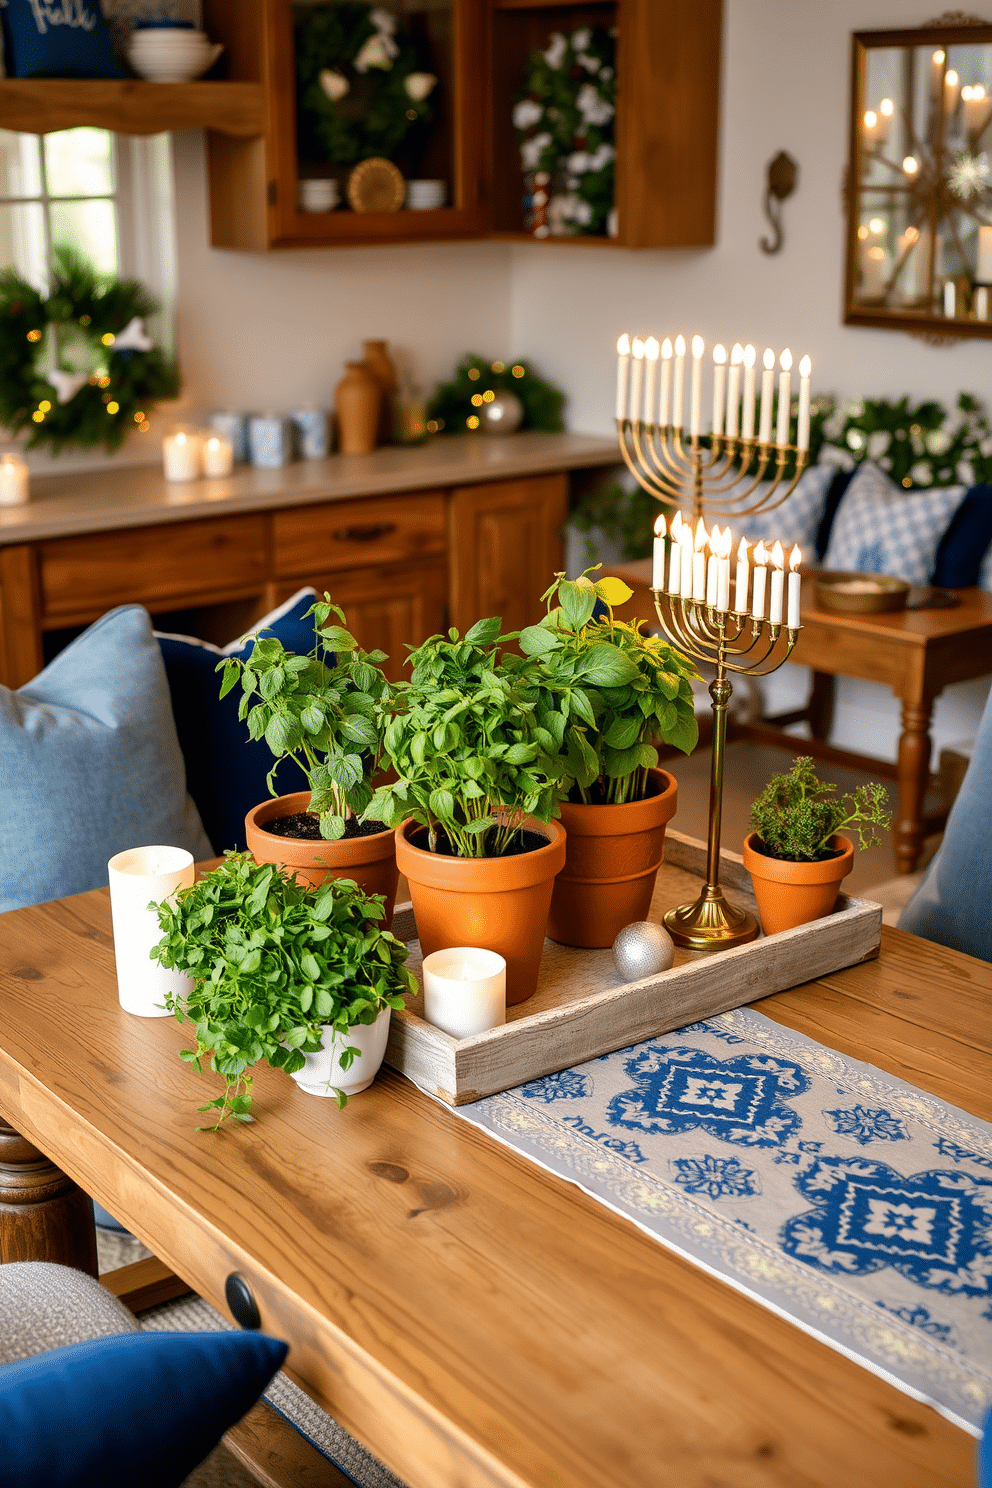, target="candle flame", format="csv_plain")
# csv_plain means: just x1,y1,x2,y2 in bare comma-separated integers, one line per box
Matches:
867,246,886,263
863,110,878,129
617,333,631,355
933,49,945,65
762,348,776,371
903,155,918,175
857,224,868,240
743,344,756,368
771,540,785,569
946,69,959,87
754,540,768,565
631,336,645,358
730,342,744,364
963,84,974,100
674,334,686,356
176,432,187,445
737,536,750,561
799,354,811,377
644,335,660,359
206,437,221,450
721,528,733,558
780,348,793,371
694,517,708,551
654,514,666,537
661,337,673,358
713,343,727,364
880,96,894,116
691,335,704,358
976,85,987,100
708,523,722,553
679,520,694,547
671,509,684,540
868,216,885,234
790,544,802,570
